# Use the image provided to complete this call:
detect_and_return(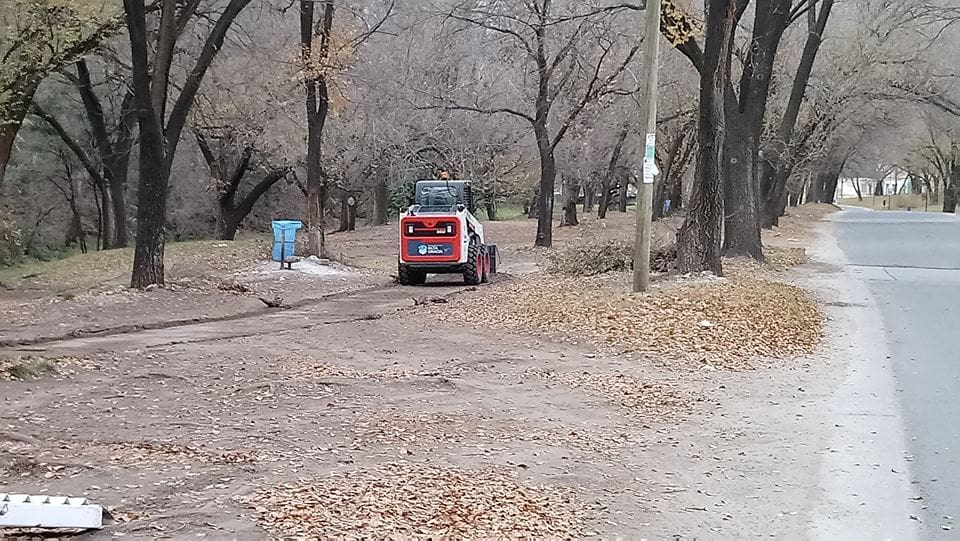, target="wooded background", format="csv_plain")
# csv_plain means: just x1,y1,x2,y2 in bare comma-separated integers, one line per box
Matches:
2,0,959,286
